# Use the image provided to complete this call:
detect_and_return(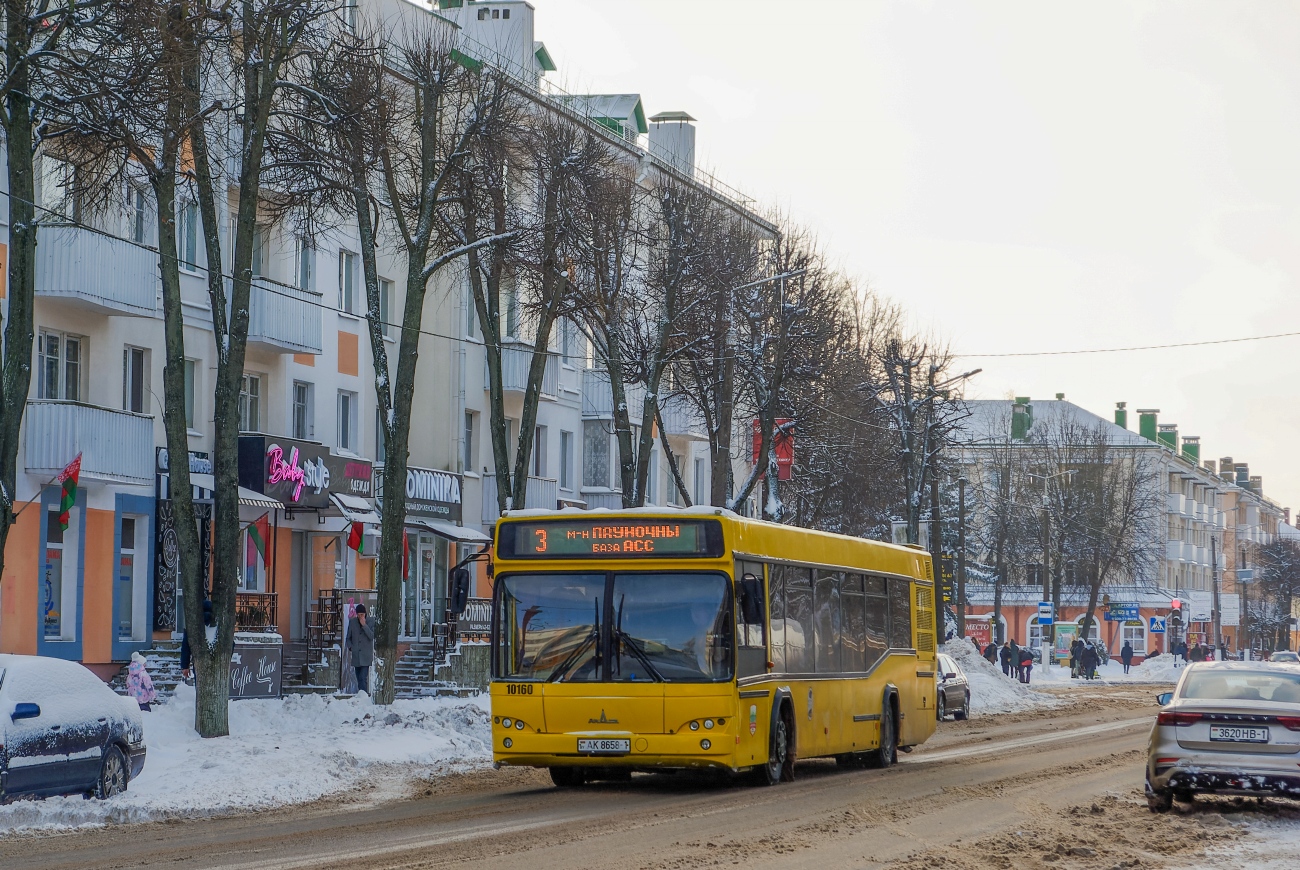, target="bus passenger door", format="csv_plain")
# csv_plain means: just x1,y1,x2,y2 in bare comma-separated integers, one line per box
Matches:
735,561,767,679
